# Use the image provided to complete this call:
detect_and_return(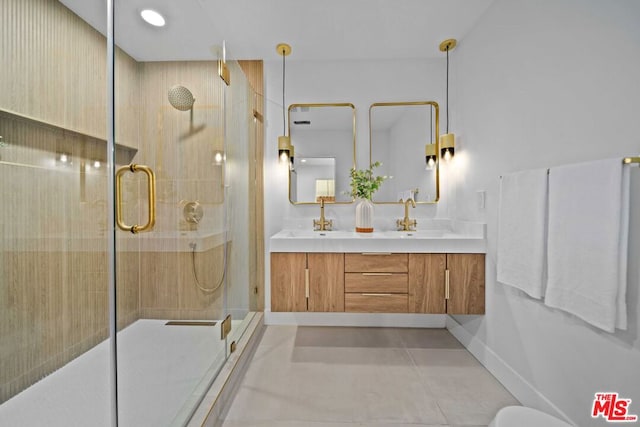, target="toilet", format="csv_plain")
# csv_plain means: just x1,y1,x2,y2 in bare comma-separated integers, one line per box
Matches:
489,406,572,427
